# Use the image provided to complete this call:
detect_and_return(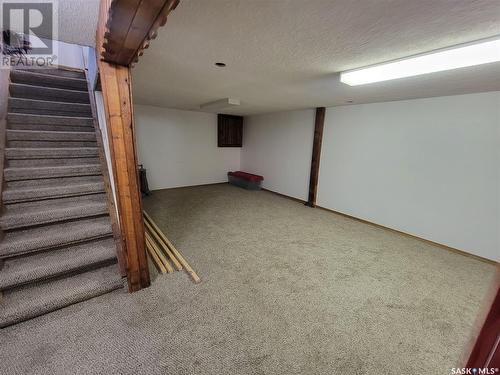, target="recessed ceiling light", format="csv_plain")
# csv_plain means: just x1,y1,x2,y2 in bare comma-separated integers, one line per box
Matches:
340,37,500,86
215,62,226,67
